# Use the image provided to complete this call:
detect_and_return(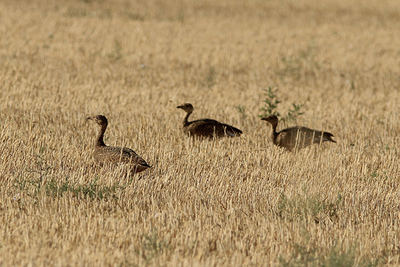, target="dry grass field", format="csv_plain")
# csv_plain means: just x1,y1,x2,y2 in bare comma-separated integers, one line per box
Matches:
1,0,400,265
